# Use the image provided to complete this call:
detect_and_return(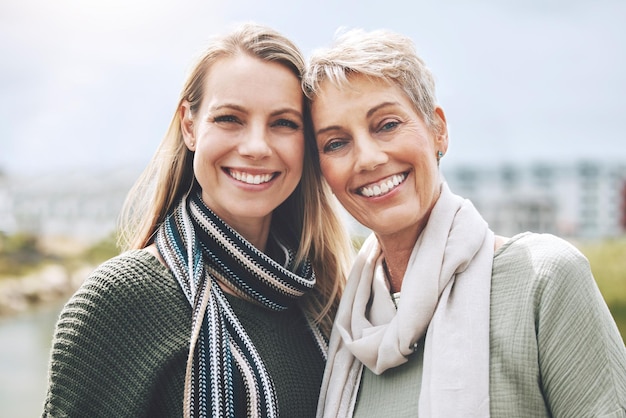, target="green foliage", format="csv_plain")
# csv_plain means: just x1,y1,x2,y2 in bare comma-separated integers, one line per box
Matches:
0,232,47,277
577,238,626,342
0,232,120,279
80,232,120,265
